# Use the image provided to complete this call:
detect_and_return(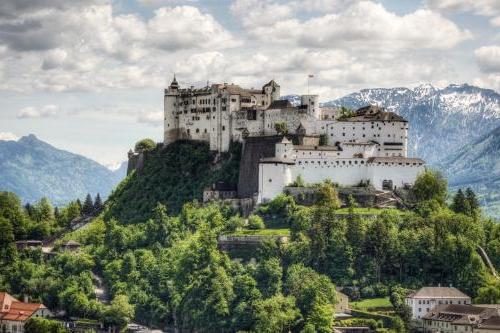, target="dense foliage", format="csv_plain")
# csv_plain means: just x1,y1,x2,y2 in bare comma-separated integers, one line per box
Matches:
0,141,498,332
105,140,241,223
